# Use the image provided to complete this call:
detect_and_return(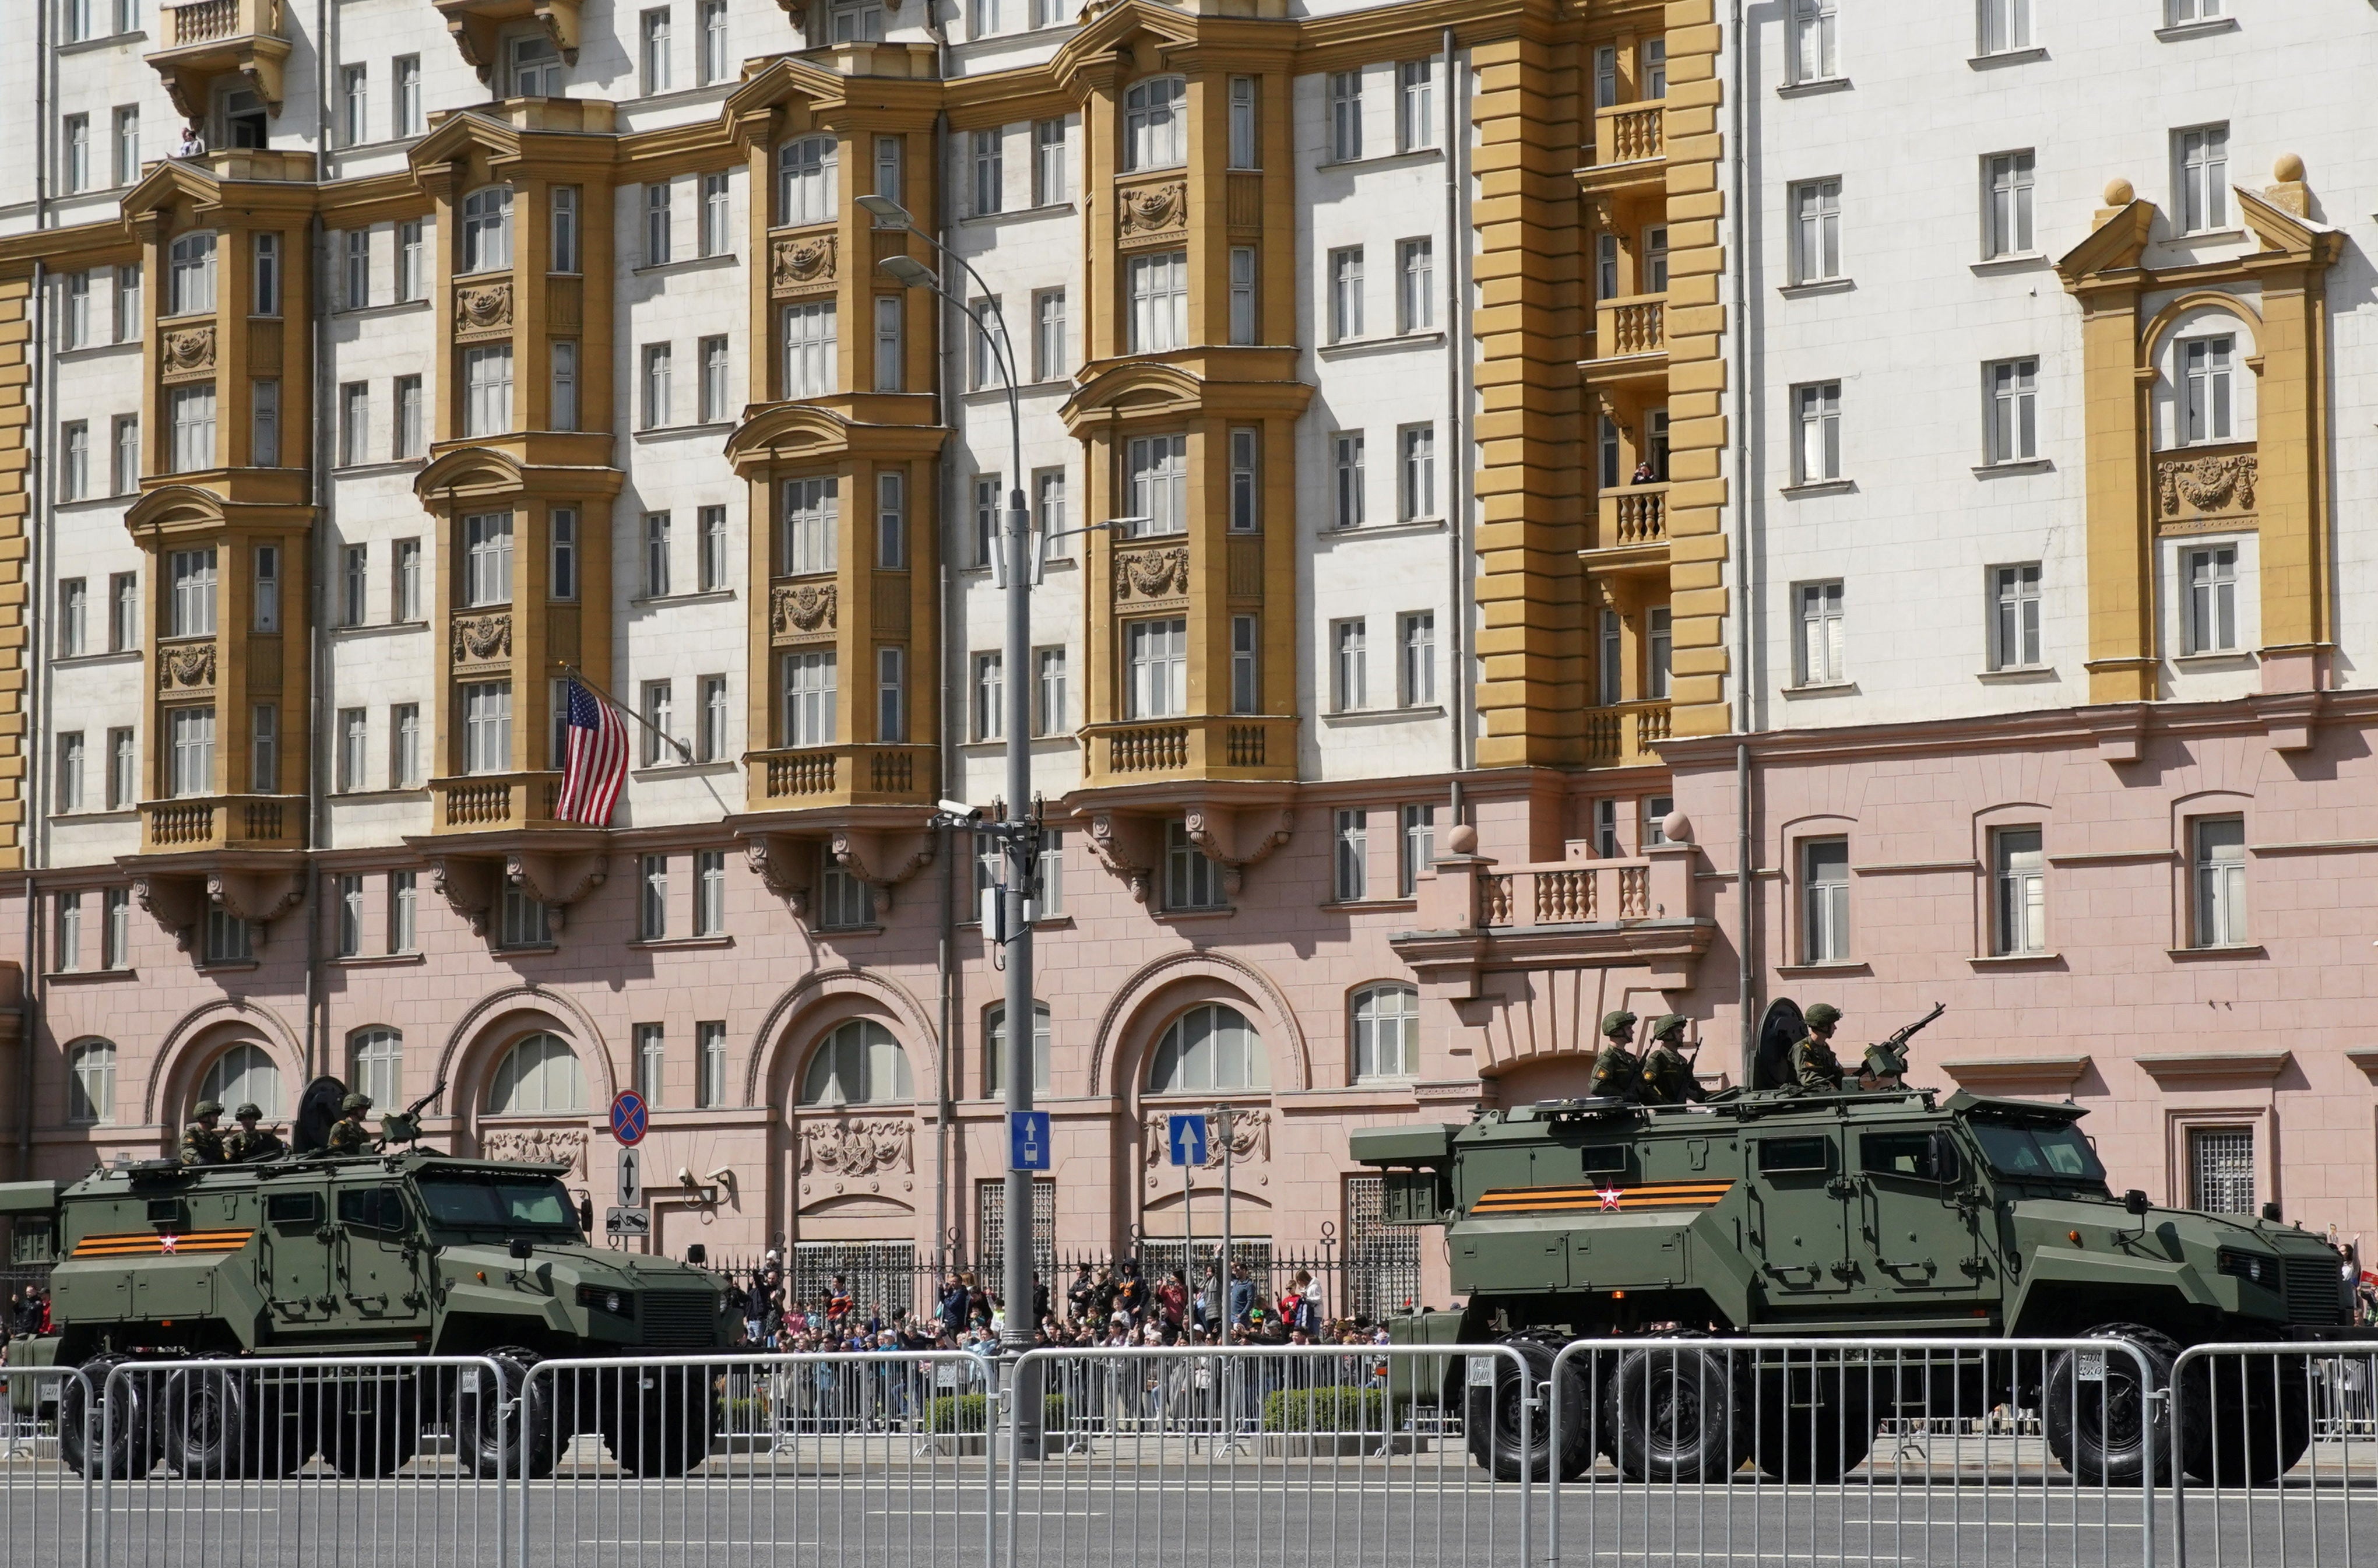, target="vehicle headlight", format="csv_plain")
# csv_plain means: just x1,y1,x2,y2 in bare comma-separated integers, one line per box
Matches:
575,1284,630,1314
2216,1249,2273,1287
